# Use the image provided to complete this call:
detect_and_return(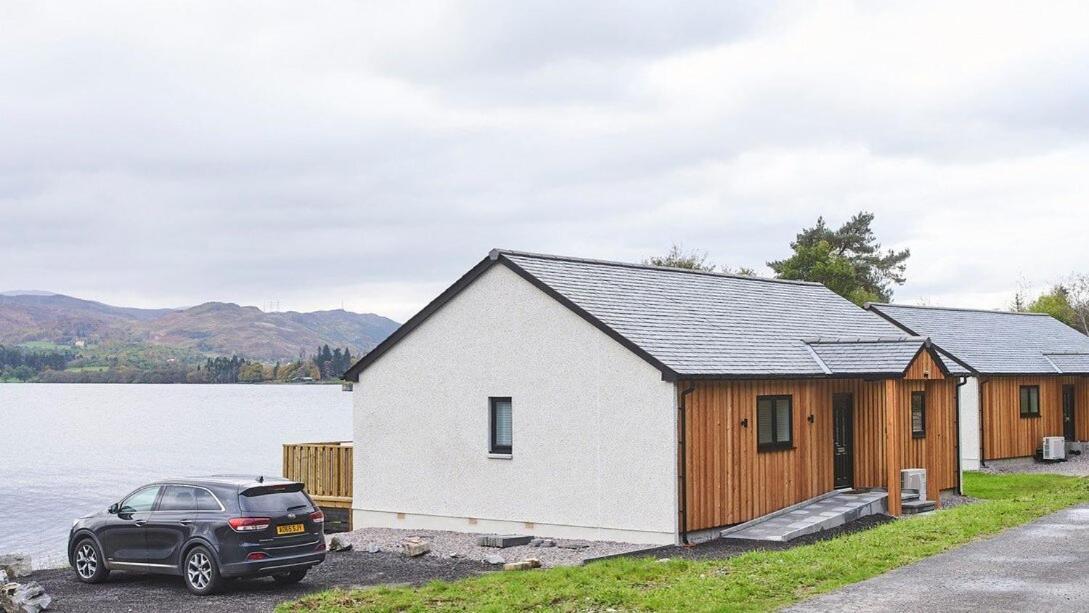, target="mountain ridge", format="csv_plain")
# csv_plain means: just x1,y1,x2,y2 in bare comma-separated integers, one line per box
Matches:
0,292,400,361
